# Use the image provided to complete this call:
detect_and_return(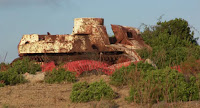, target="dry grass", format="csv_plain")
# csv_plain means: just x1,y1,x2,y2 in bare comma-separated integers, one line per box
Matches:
0,74,200,108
